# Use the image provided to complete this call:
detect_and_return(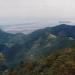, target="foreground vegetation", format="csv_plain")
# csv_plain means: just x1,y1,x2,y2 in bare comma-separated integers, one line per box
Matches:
1,45,75,75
